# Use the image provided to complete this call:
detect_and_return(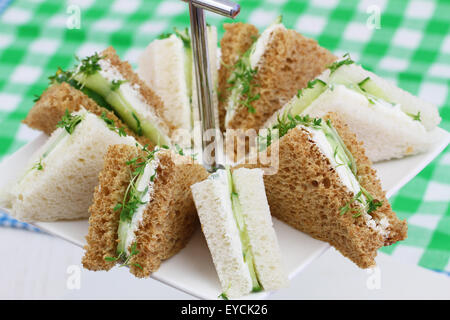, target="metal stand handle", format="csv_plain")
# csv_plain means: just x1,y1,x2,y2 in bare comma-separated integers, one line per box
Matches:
184,0,240,171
